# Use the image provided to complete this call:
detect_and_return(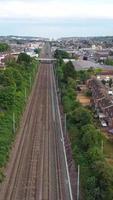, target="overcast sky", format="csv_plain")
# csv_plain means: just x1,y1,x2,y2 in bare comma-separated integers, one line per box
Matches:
0,0,113,38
